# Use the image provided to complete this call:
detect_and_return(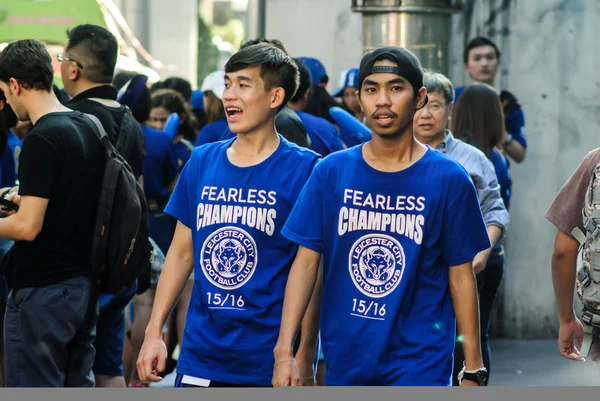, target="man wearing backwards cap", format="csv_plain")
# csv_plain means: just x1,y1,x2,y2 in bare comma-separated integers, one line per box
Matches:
272,46,490,386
